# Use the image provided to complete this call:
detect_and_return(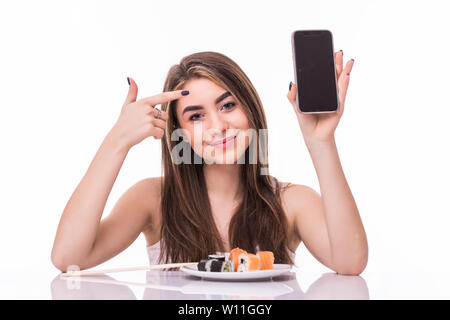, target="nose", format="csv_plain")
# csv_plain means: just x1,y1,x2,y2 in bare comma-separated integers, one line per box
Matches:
206,110,229,141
